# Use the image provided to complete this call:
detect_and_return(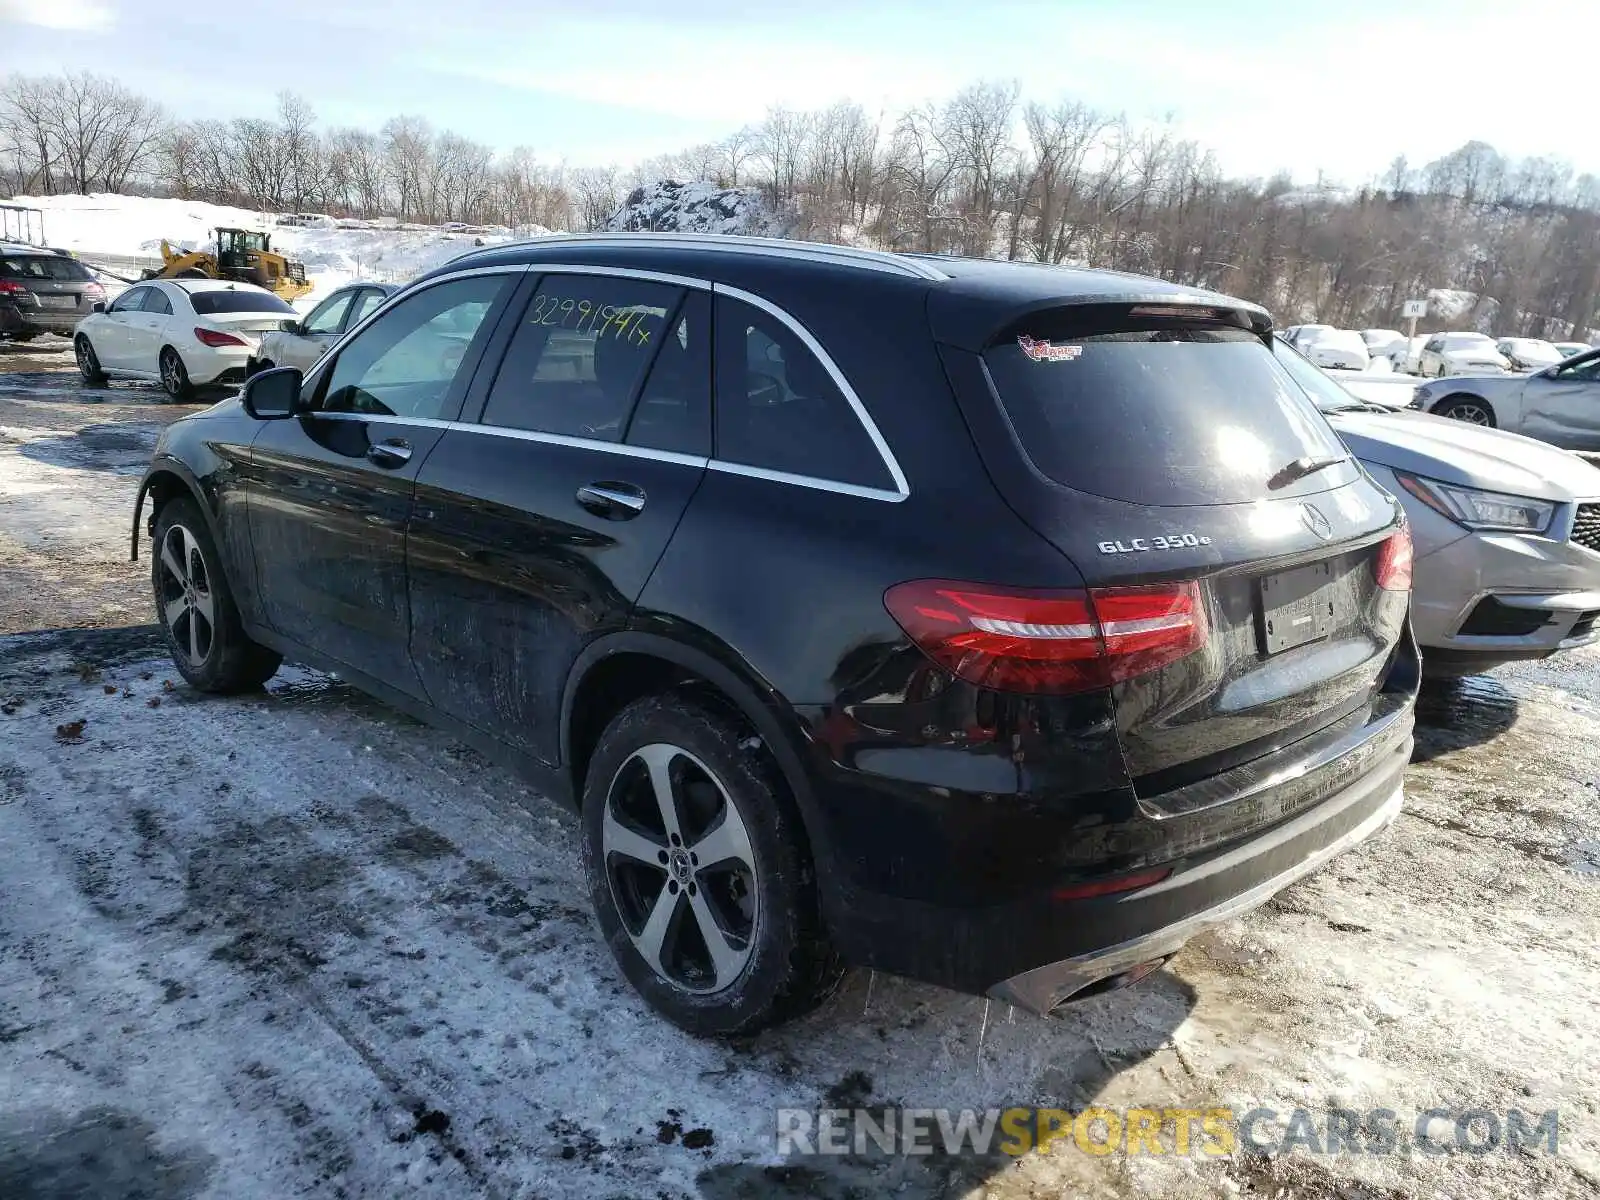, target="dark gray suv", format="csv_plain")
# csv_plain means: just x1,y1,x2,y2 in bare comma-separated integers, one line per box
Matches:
0,246,106,340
